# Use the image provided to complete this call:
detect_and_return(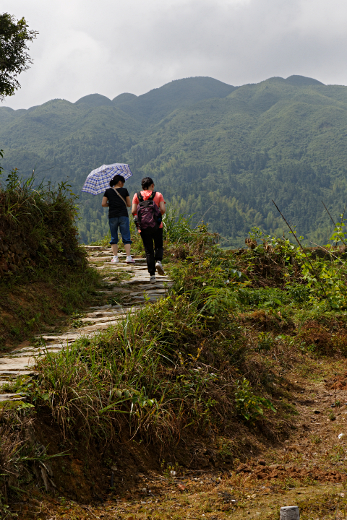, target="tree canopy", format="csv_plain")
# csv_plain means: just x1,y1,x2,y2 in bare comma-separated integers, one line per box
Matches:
0,13,37,99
